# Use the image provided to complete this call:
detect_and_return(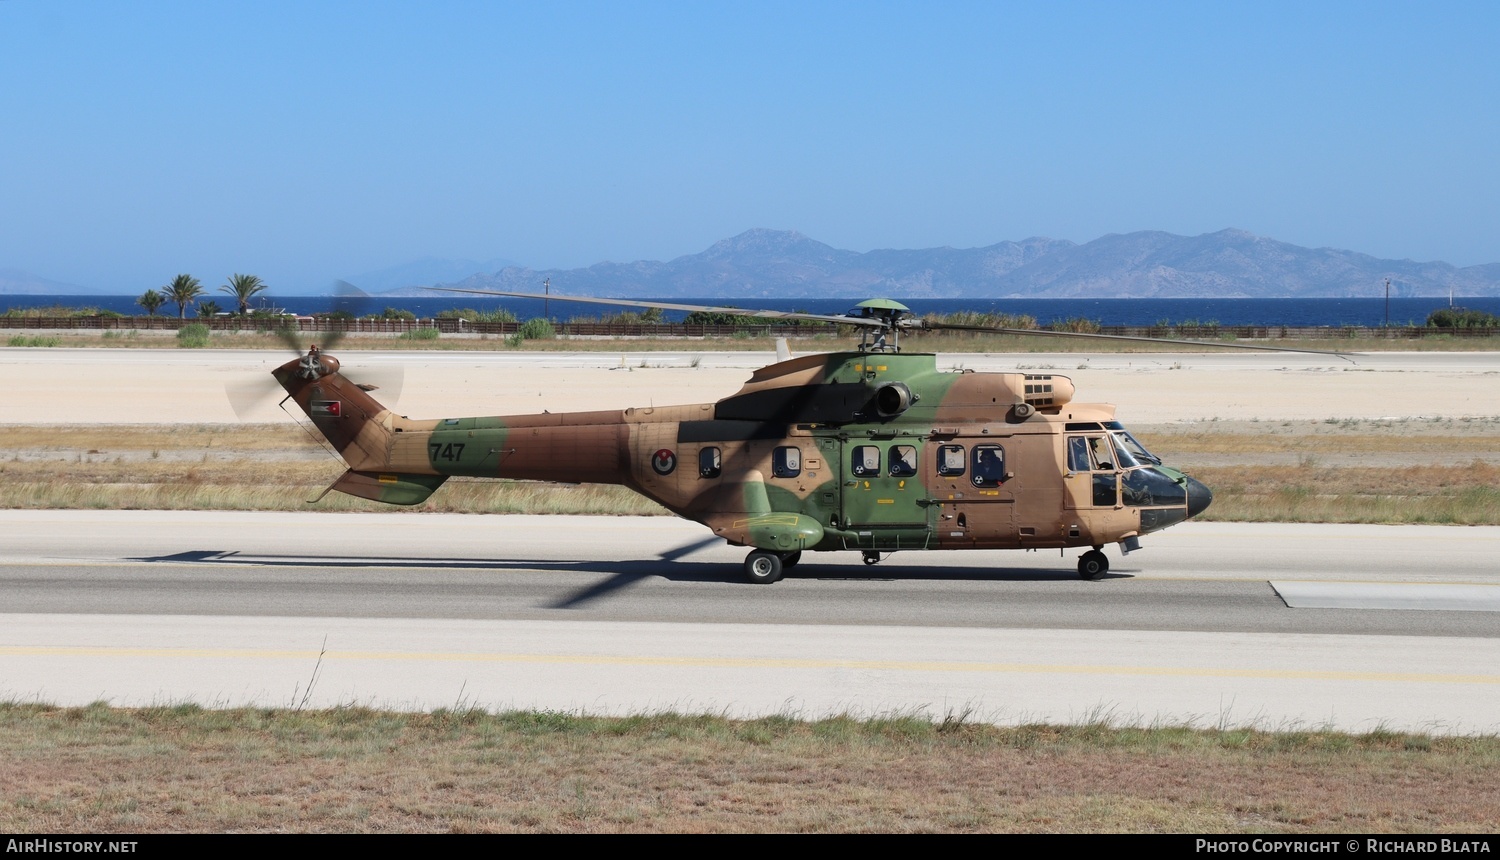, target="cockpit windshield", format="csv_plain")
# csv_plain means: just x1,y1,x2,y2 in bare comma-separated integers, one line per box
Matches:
1105,422,1161,466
